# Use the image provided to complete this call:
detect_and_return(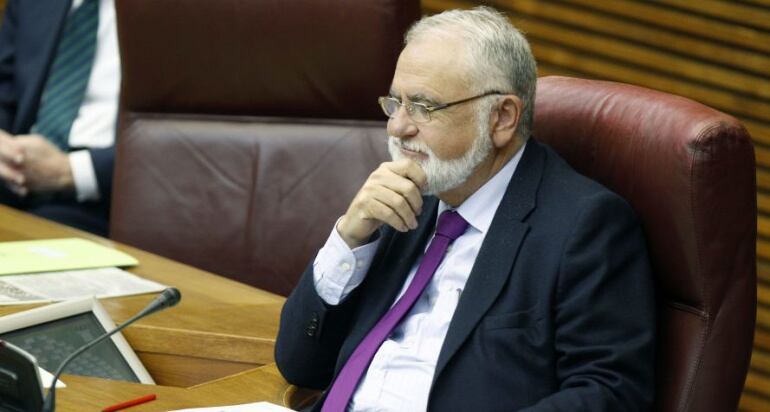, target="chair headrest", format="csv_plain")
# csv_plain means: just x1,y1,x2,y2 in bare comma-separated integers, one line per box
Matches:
116,0,420,120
